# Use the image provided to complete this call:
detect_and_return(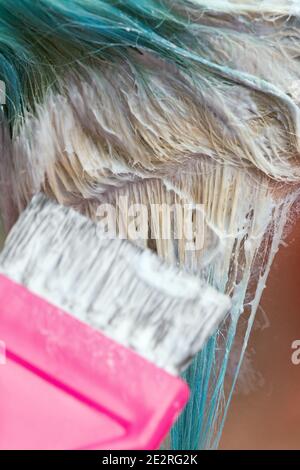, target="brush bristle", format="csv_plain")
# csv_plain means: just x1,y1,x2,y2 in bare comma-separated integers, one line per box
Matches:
0,193,230,375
